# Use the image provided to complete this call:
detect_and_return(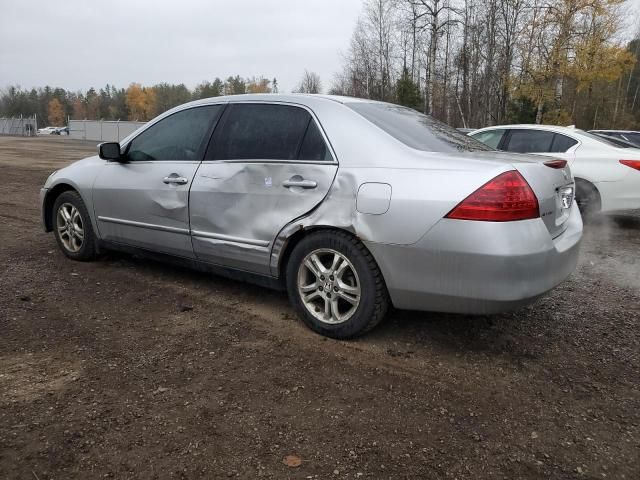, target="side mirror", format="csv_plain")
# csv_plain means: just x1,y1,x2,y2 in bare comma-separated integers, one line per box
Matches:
98,142,123,162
